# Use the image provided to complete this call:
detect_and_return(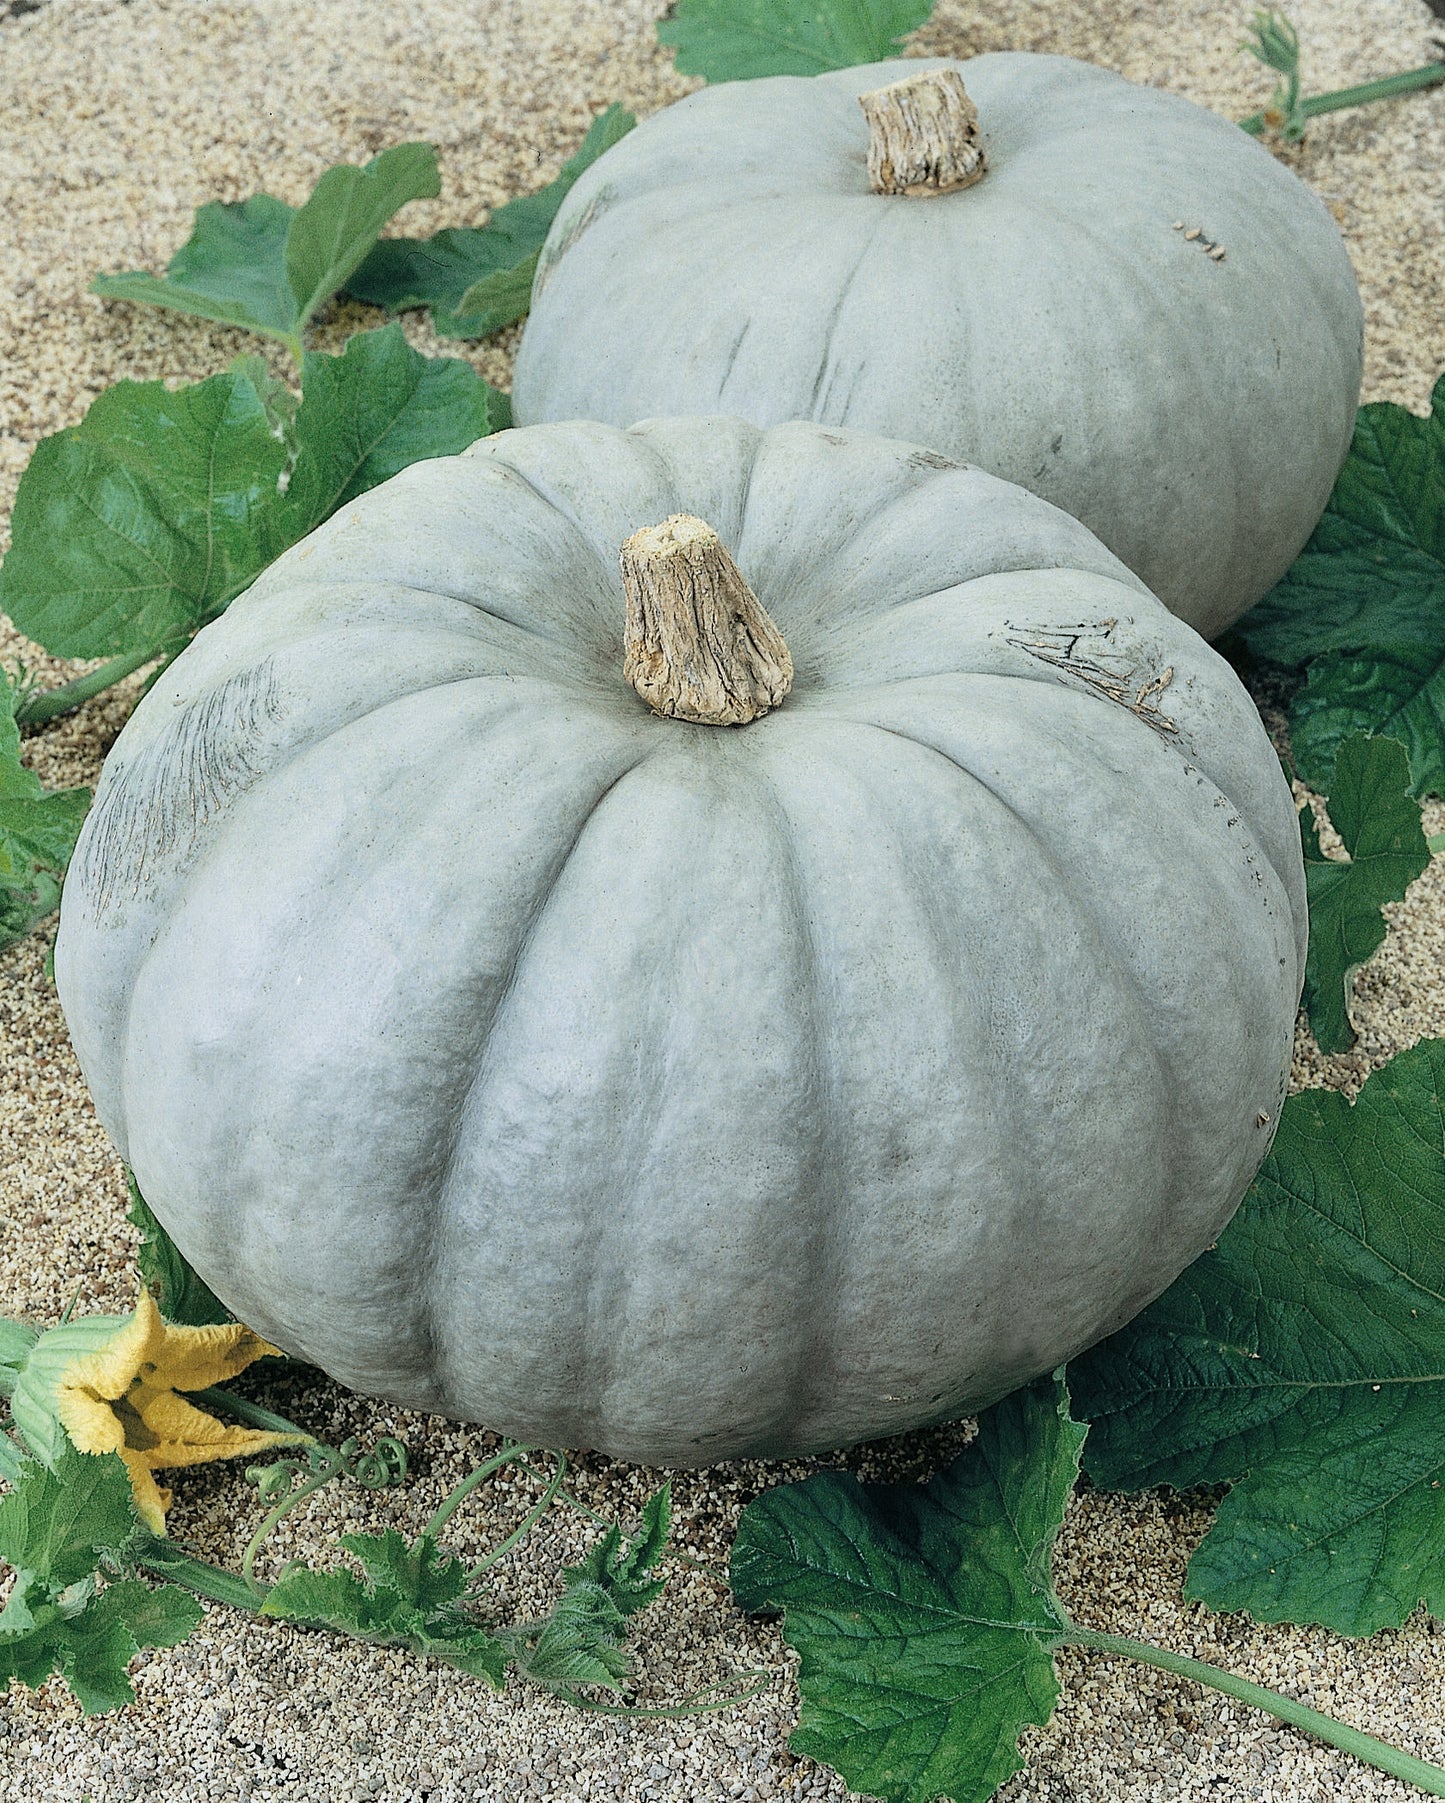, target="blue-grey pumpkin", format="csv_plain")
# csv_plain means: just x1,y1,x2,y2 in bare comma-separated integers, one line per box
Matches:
511,54,1363,640
56,417,1305,1462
